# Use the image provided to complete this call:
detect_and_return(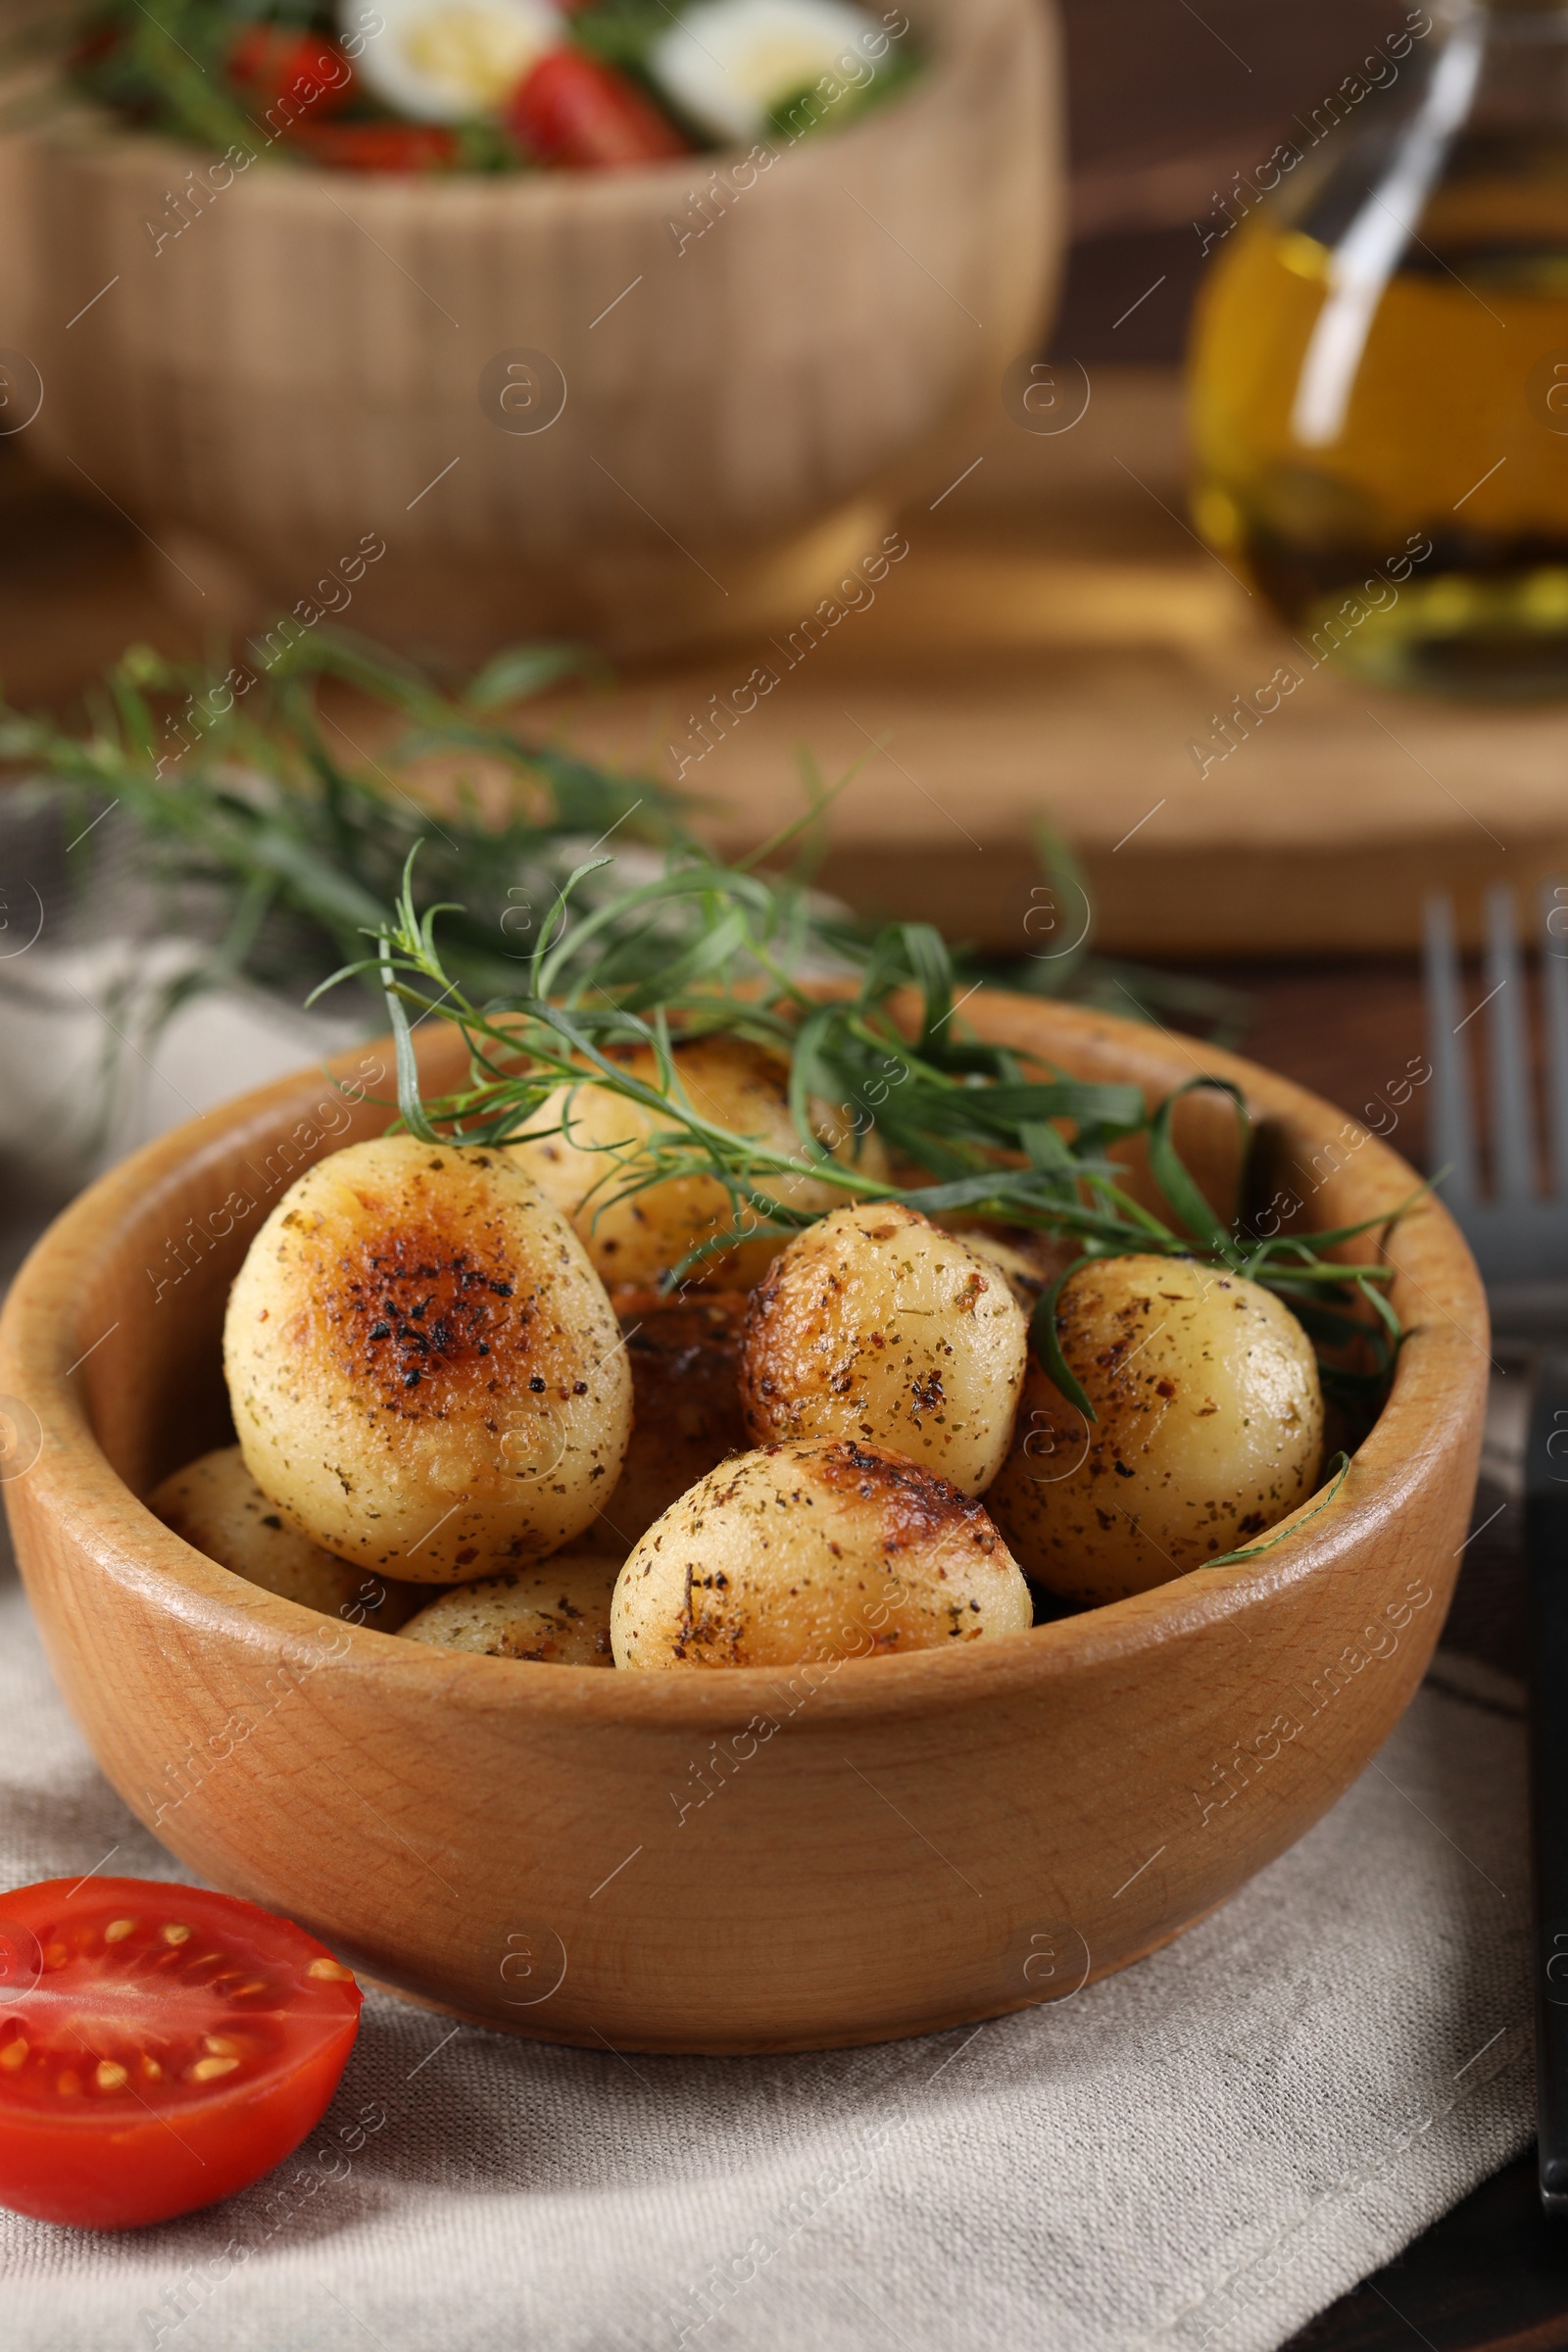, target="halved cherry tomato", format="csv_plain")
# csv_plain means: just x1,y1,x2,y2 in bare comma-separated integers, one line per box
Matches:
505,49,688,170
287,121,460,172
228,26,355,116
0,1877,361,2230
